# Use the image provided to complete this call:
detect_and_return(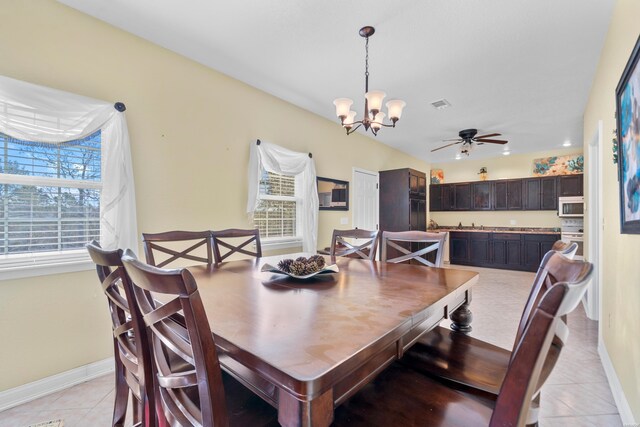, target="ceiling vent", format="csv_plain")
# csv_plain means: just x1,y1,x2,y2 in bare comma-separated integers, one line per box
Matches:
430,99,451,110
